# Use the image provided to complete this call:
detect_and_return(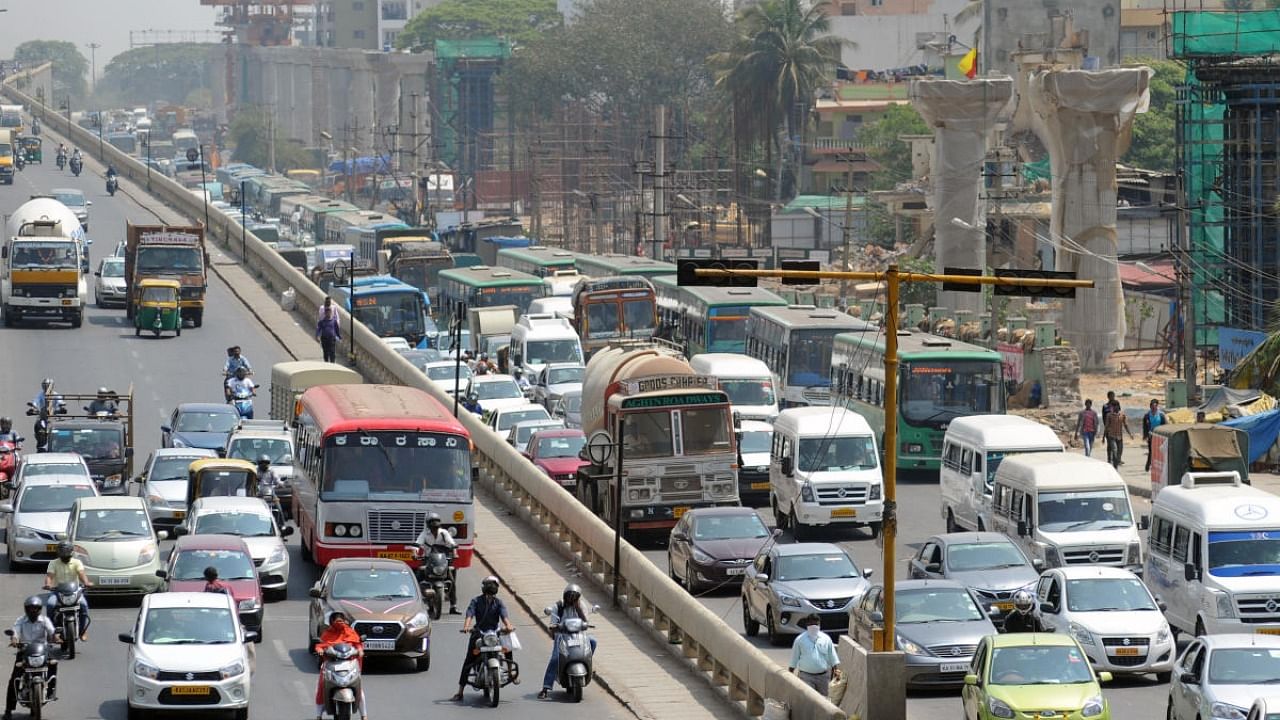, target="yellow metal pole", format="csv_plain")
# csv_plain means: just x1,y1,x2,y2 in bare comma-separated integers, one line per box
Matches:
880,264,900,651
